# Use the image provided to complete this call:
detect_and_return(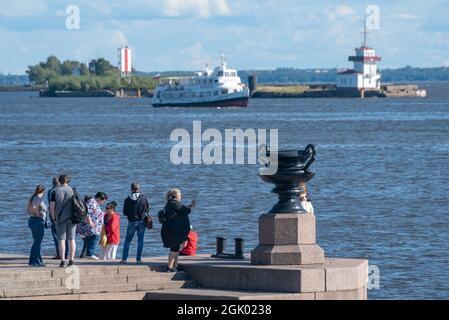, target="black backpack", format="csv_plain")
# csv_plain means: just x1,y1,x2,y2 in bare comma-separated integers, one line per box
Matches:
158,205,177,224
70,188,87,224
